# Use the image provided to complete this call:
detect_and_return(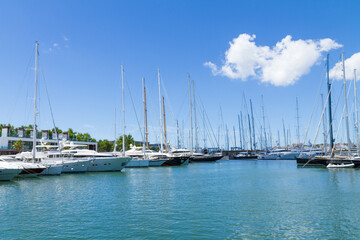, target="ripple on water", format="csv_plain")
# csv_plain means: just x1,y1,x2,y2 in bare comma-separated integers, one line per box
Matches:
1,160,360,239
